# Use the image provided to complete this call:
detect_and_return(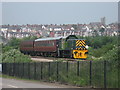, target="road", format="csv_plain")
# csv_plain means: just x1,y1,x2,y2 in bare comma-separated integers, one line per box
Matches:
1,77,80,88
